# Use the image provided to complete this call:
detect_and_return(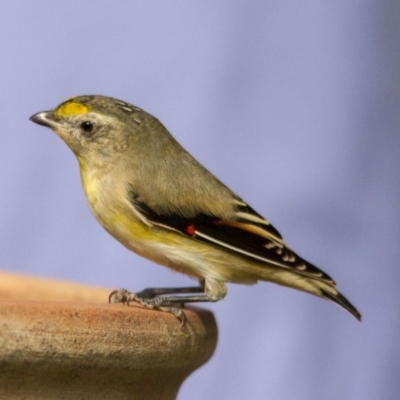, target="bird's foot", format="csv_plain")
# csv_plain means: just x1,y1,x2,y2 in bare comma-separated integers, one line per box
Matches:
109,288,186,327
